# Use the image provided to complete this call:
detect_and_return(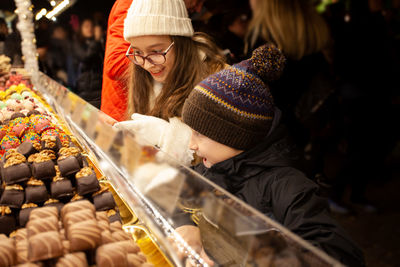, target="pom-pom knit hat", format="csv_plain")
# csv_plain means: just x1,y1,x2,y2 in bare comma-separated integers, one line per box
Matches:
182,44,286,150
124,0,194,41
